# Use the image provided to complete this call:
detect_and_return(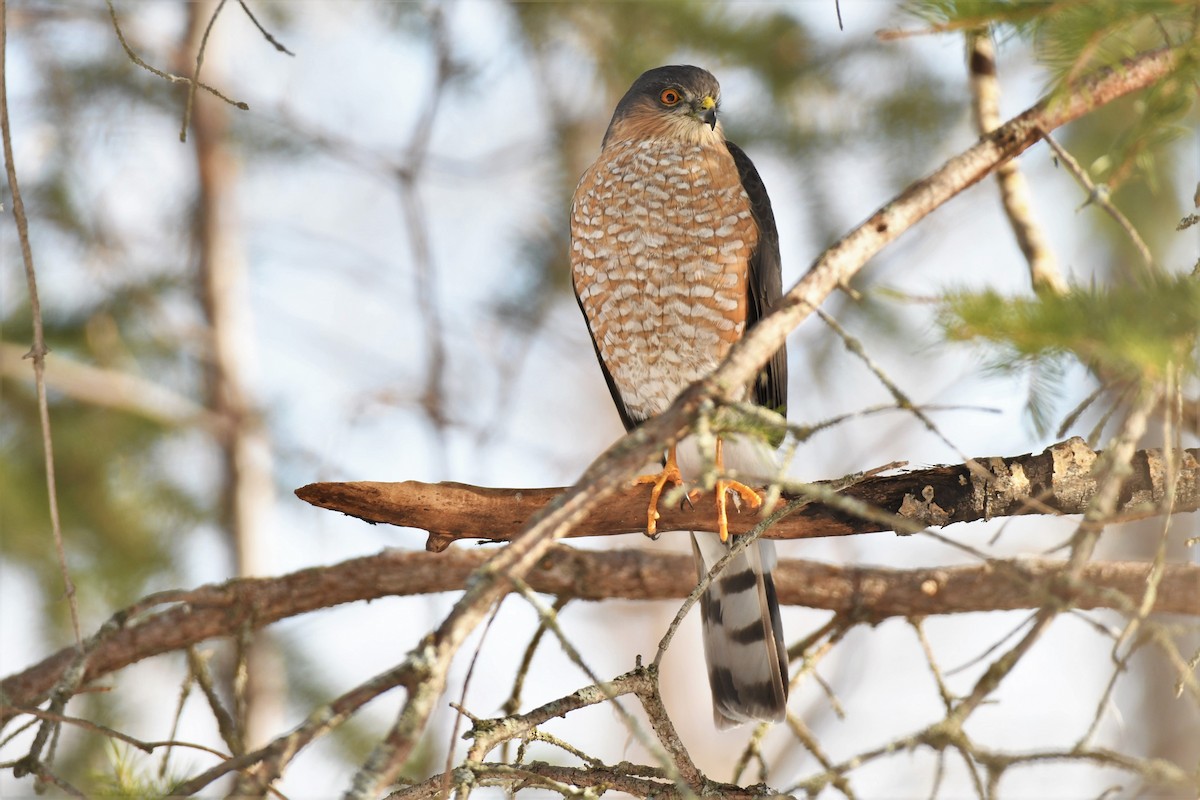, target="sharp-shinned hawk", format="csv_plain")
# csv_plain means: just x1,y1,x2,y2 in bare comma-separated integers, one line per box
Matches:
570,65,788,727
